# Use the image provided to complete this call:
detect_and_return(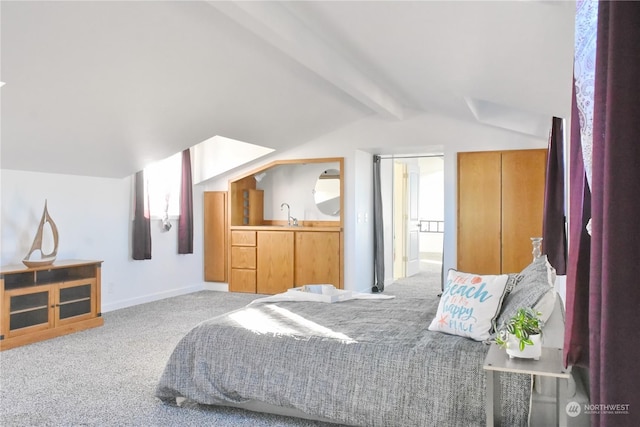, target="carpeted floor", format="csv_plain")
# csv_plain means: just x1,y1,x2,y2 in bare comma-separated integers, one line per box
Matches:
0,270,441,427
